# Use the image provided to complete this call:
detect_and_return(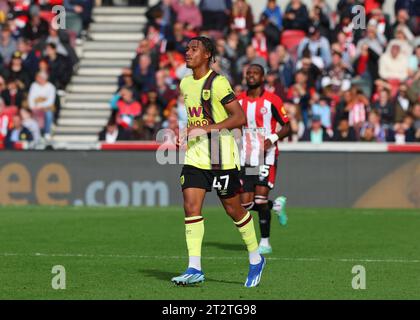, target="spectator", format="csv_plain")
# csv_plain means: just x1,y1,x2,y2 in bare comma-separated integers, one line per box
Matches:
262,0,282,31
167,22,191,55
364,109,386,142
334,31,356,67
63,0,93,39
333,118,357,141
117,68,139,100
171,0,203,31
393,8,416,36
20,108,41,144
158,42,185,80
297,55,322,89
132,39,159,71
379,42,409,81
283,0,310,32
300,114,330,143
230,0,254,37
27,71,56,139
110,87,142,129
372,88,394,127
309,3,330,38
225,30,246,61
356,23,386,58
359,123,377,142
0,24,17,65
324,51,352,92
145,0,177,38
21,7,49,42
44,43,72,90
4,51,32,91
17,38,40,81
297,25,332,69
393,83,415,122
98,119,132,143
259,12,281,51
236,45,267,81
132,104,162,140
276,44,294,87
215,38,233,81
368,8,392,41
264,70,286,100
199,0,231,33
287,70,313,126
348,88,369,134
155,69,178,110
353,43,380,86
133,54,156,93
251,24,268,61
408,45,420,78
4,114,33,149
312,95,332,131
1,79,24,110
